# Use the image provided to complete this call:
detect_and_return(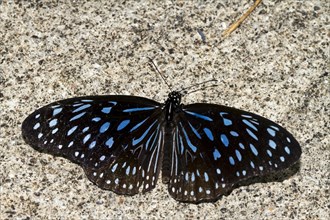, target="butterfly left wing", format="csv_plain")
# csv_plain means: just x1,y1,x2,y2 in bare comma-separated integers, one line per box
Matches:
166,103,301,203
22,95,165,195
